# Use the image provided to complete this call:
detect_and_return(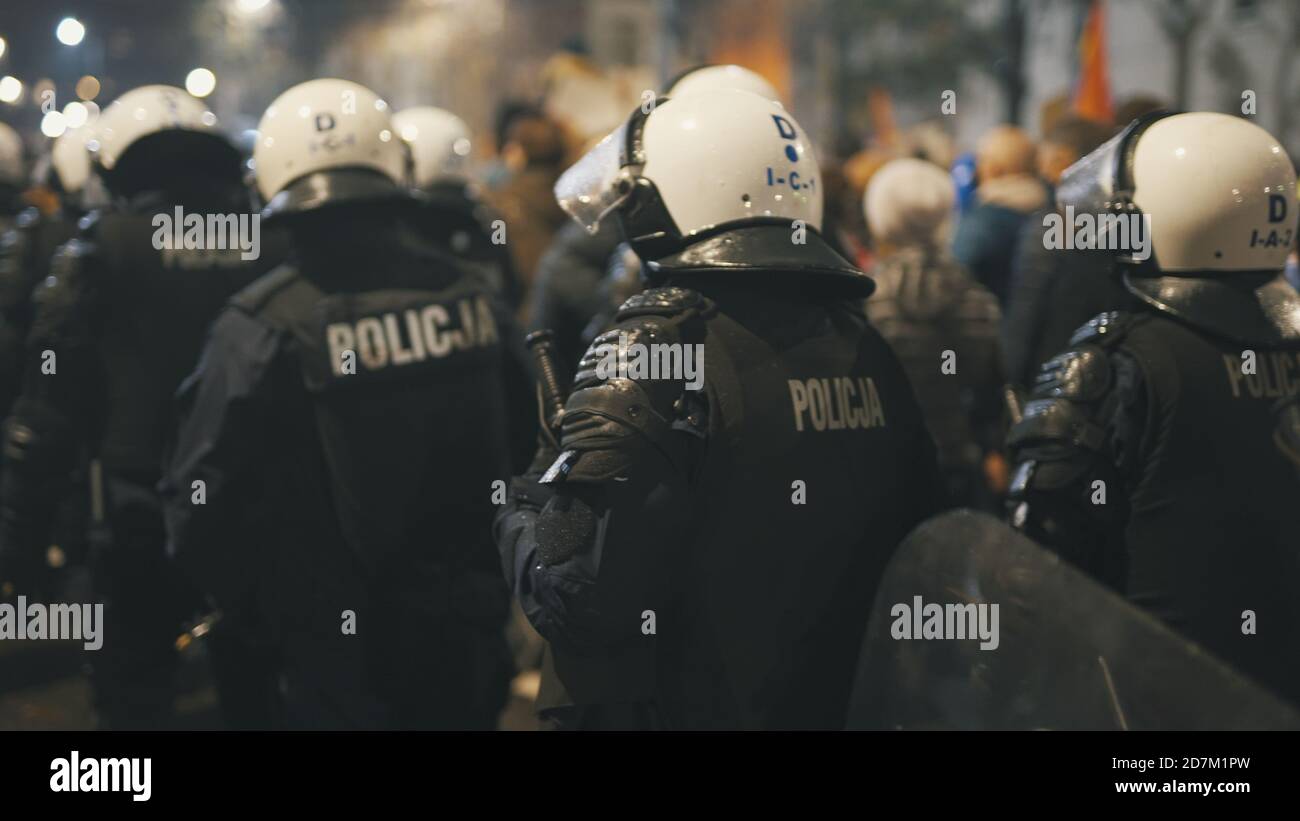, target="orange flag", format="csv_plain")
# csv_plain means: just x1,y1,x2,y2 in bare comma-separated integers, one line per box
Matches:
1074,0,1114,123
